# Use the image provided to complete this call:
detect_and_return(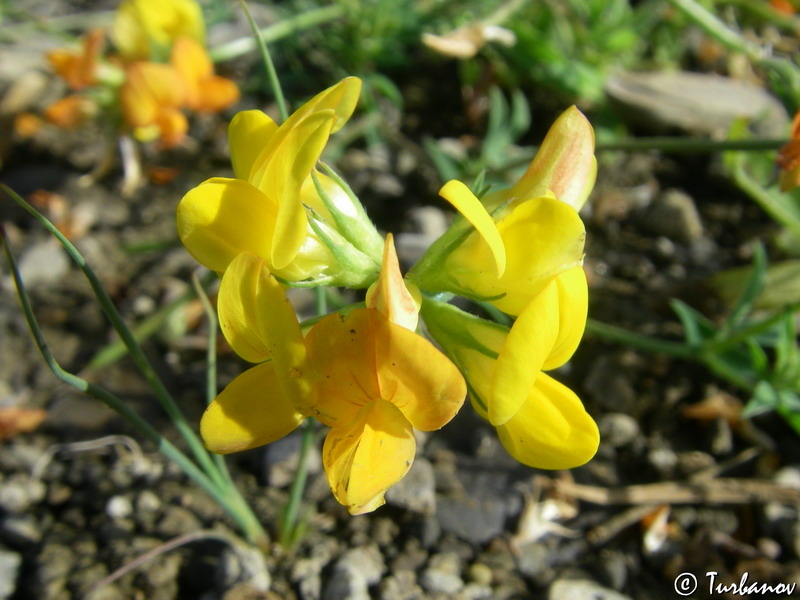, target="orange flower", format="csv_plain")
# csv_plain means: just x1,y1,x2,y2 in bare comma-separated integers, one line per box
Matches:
47,29,105,91
770,0,795,15
170,37,239,113
43,95,97,129
777,110,800,192
120,62,188,148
